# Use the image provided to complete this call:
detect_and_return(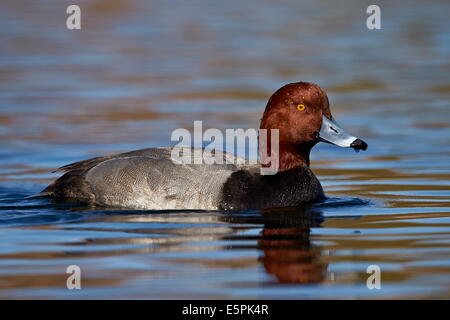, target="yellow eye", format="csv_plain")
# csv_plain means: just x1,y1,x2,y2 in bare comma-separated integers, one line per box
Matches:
297,104,306,111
